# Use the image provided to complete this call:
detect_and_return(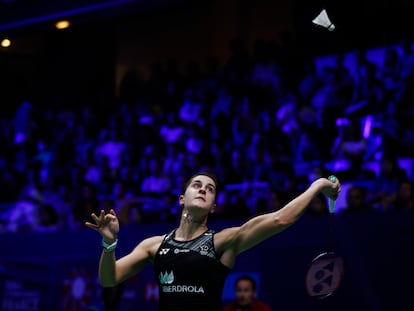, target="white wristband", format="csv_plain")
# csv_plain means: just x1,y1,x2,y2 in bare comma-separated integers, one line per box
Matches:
102,238,118,252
